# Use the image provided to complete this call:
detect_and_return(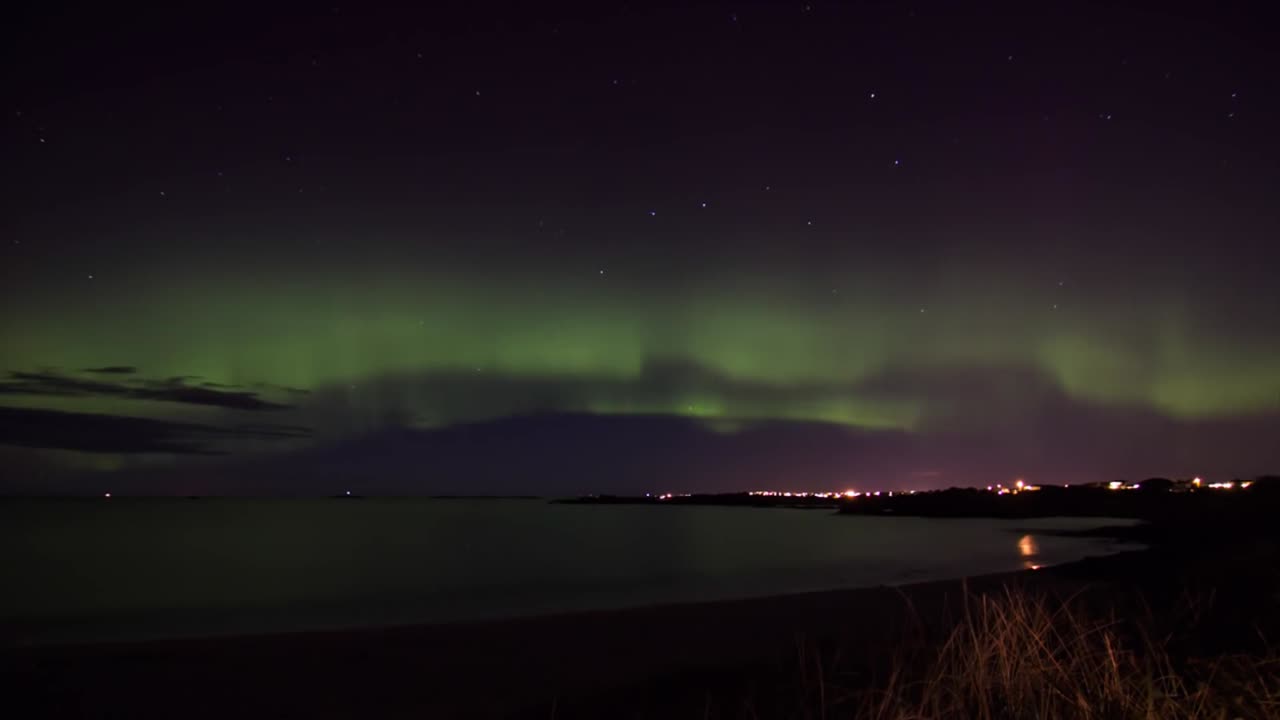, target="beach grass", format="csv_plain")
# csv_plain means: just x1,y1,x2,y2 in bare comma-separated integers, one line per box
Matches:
847,588,1279,720
708,587,1280,720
